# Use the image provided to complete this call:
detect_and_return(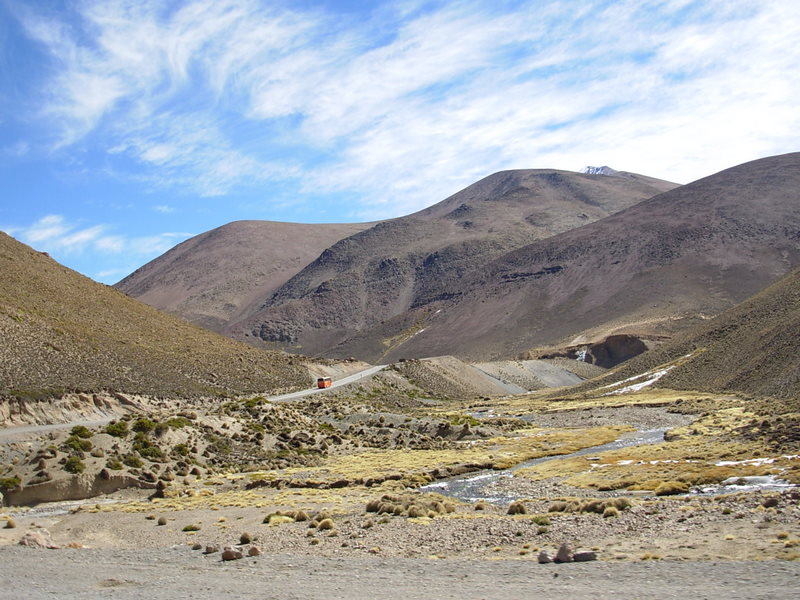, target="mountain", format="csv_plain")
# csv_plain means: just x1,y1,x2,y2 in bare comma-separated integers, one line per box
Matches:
0,232,309,398
593,265,800,399
115,220,372,331
226,168,676,354
327,152,800,362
